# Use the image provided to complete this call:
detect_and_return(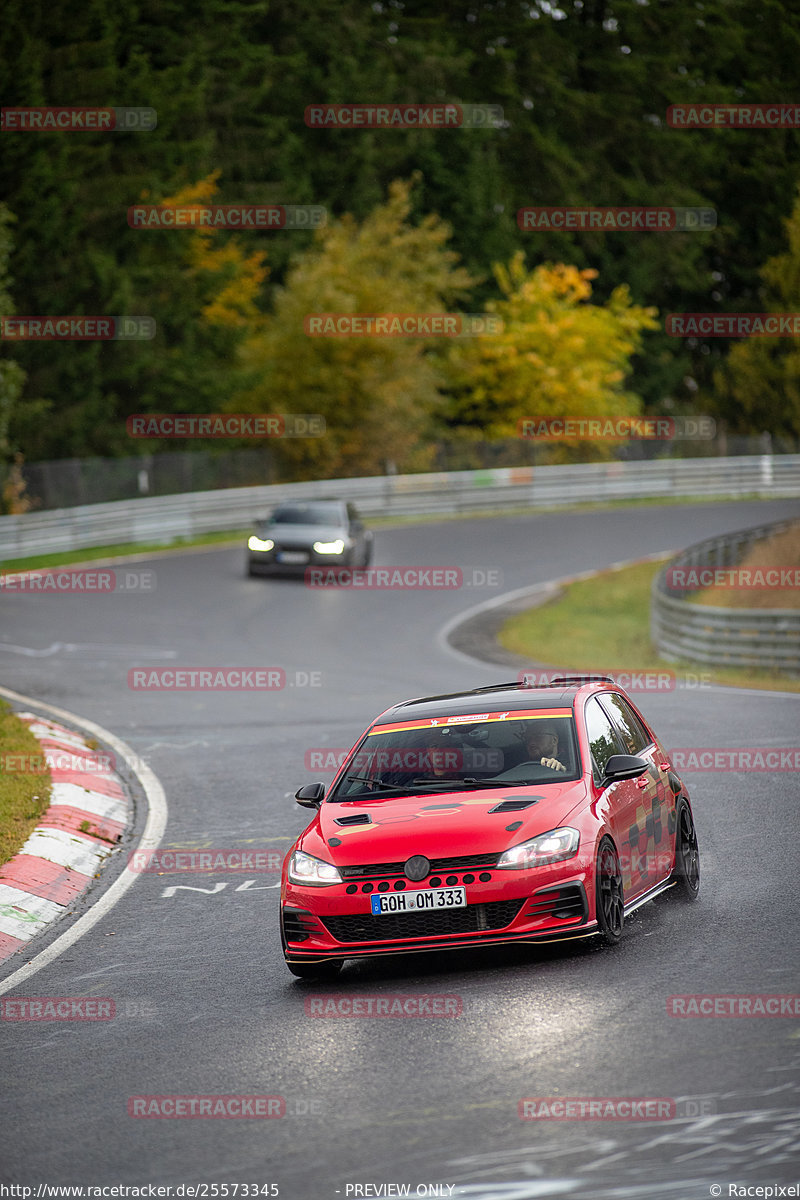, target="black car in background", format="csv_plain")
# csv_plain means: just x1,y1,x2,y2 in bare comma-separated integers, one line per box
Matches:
247,499,374,576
